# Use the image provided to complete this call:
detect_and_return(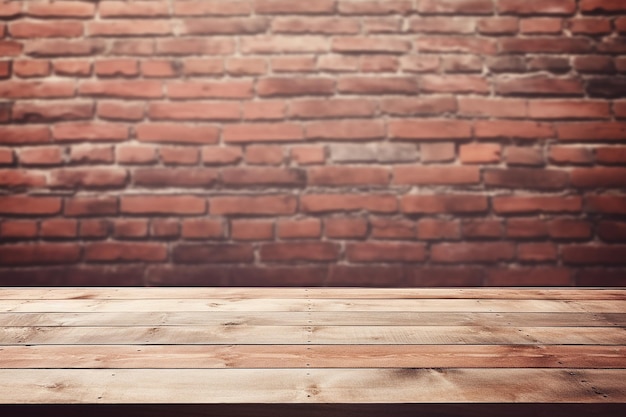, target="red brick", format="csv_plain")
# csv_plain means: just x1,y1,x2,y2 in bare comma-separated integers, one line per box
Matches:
148,102,240,121
571,168,626,188
337,76,417,94
100,1,170,17
421,75,489,94
261,242,340,262
290,146,326,165
245,145,284,165
121,195,206,215
184,17,268,35
506,218,548,238
502,38,590,54
324,217,368,239
0,61,10,78
70,145,114,164
441,55,483,73
13,101,94,122
271,56,316,72
80,219,110,238
332,37,410,53
222,167,304,186
97,101,145,121
308,166,389,186
112,219,148,239
573,56,615,74
381,97,457,116
159,146,199,165
420,143,456,162
255,0,335,14
136,123,219,145
231,219,274,241
417,219,460,240
389,120,472,140
338,0,413,15
496,75,584,96
506,147,544,166
0,1,22,18
0,169,46,188
415,36,497,54
419,0,493,14
557,122,626,141
302,194,398,213
50,168,127,189
151,219,180,239
54,60,93,77
493,195,582,214
393,166,480,185
498,0,576,14
568,18,612,35
277,218,322,239
518,243,557,262
548,219,593,240
52,122,128,142
318,54,361,72
597,221,626,242
408,17,475,33
117,145,157,165
272,17,360,34
79,80,162,99
475,121,555,139
370,218,415,239
0,81,74,99
13,60,51,78
1,221,38,239
562,245,626,265
94,59,139,77
576,269,626,287
402,195,487,214
38,218,77,238
142,60,178,78
225,57,267,75
240,36,328,54
243,101,286,121
223,123,303,143
528,100,610,120
580,0,626,13
26,1,95,18
85,242,167,262
0,41,23,56
290,98,376,119
432,242,515,263
484,168,568,190
257,77,334,97
457,97,527,119
596,147,626,164
173,0,252,16
182,58,224,76
0,195,61,215
477,17,519,34
0,148,14,165
548,146,593,165
0,243,80,265
306,120,385,141
486,268,572,286
461,220,503,238
9,20,83,38
210,195,297,215
347,242,425,262
202,146,243,165
19,147,63,166
181,219,224,239
64,196,118,217
134,168,217,187
87,20,172,37
24,39,106,57
460,144,501,164
167,80,253,99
